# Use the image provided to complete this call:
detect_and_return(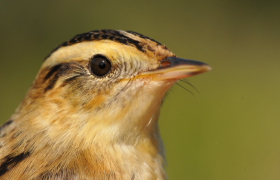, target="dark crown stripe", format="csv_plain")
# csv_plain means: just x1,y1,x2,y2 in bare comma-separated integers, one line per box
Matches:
45,30,166,60
125,30,162,45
